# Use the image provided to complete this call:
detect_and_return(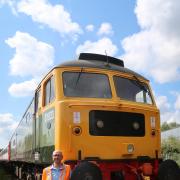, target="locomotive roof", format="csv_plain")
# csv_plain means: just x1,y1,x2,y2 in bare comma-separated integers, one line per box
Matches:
55,53,148,81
